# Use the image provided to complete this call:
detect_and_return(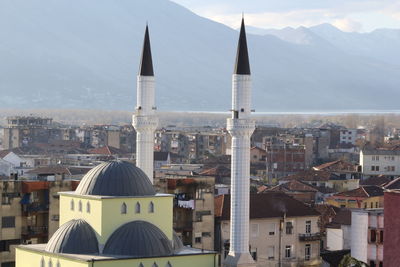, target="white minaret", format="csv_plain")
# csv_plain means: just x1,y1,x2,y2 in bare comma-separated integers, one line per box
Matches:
223,18,256,267
132,25,158,183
